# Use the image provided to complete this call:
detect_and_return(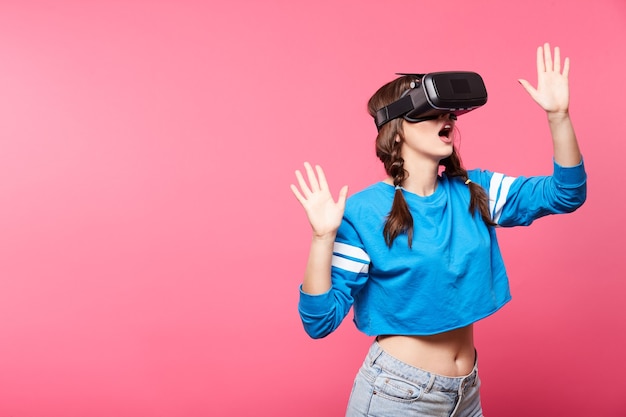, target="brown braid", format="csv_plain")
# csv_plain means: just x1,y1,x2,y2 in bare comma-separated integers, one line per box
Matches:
384,137,414,247
441,150,496,227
